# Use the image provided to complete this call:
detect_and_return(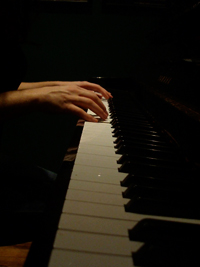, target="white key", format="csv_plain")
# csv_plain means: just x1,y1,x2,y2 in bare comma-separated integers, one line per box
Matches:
58,213,136,236
54,230,143,256
67,180,123,195
62,200,138,221
49,249,134,267
62,199,200,225
70,165,125,185
65,189,127,205
78,144,118,158
79,122,114,147
75,153,118,169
